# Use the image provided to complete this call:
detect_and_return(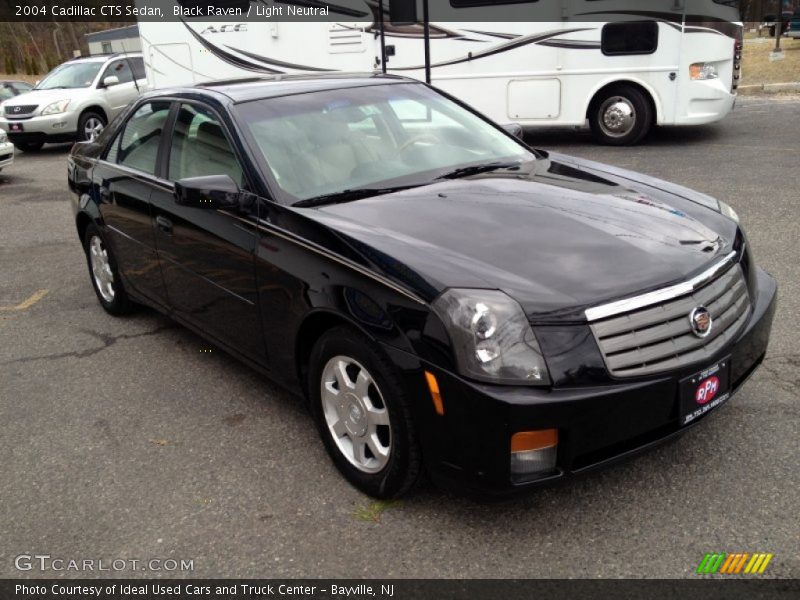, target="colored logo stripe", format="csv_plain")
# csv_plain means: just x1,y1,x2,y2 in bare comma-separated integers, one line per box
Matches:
697,553,773,574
